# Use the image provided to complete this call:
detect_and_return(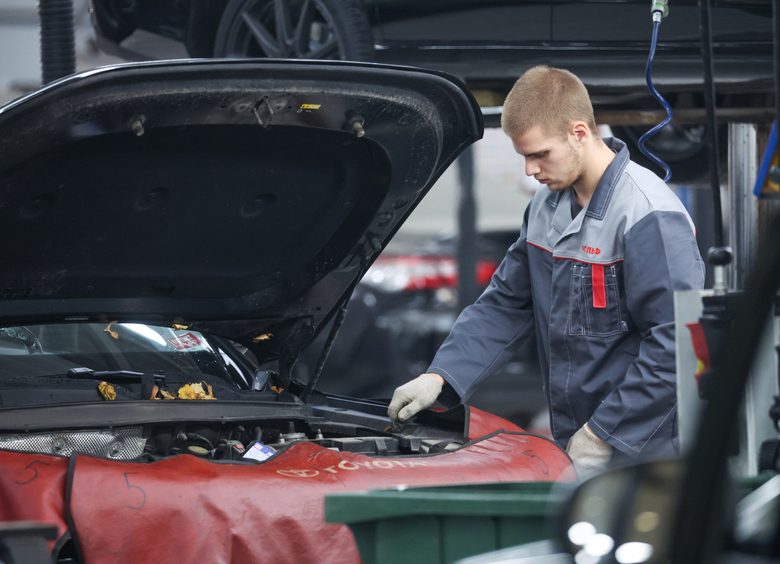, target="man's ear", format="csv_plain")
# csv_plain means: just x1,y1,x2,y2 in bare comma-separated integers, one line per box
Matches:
570,121,589,144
